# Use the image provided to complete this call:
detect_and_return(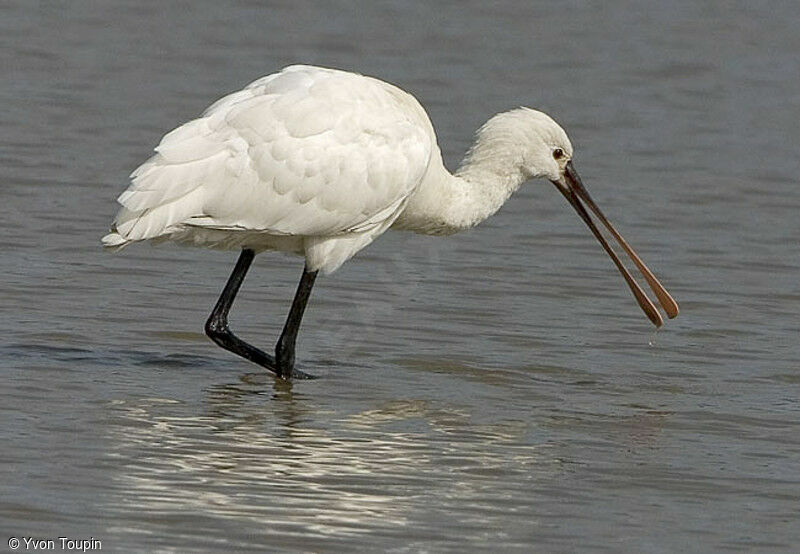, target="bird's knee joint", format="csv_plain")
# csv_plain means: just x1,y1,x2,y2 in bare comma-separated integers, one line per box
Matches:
204,317,228,340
